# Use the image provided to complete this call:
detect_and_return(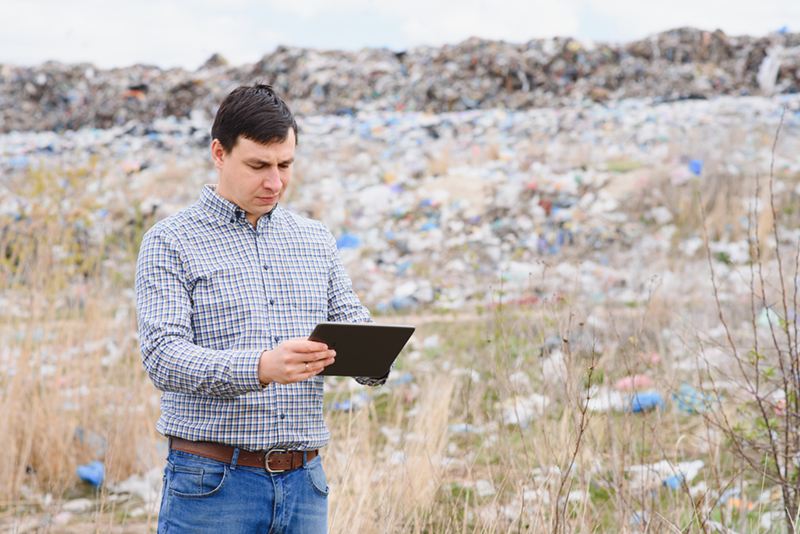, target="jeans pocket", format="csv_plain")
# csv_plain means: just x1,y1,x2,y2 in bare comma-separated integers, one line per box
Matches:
306,457,330,497
168,461,228,498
